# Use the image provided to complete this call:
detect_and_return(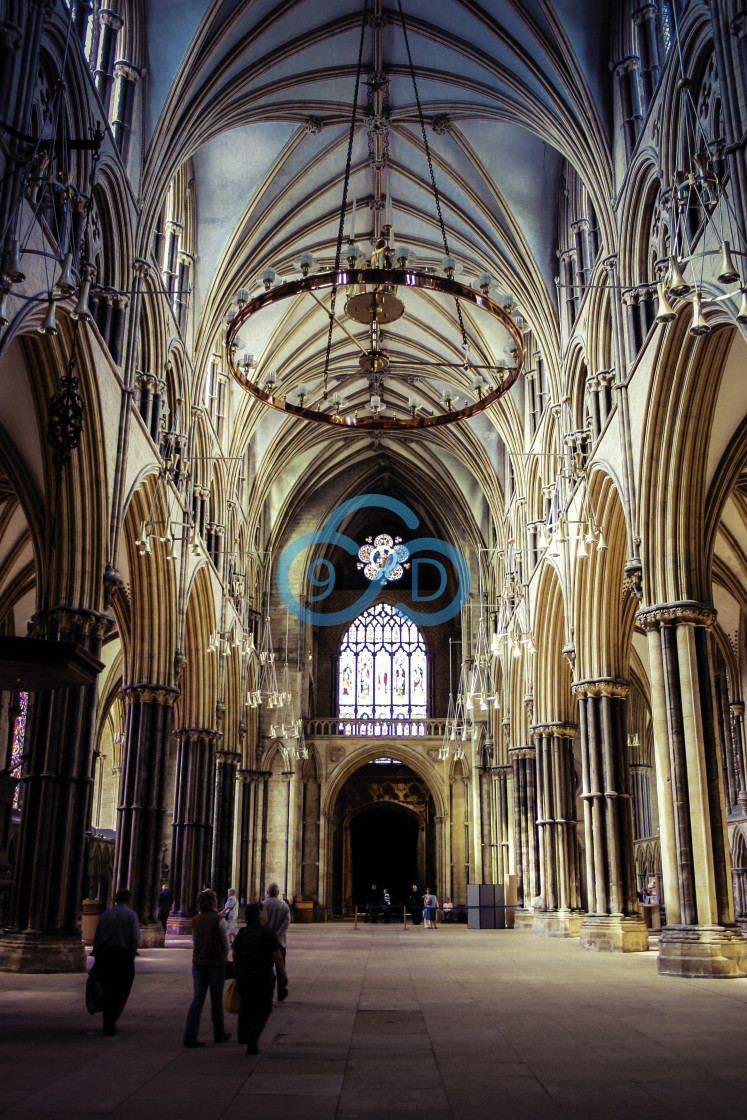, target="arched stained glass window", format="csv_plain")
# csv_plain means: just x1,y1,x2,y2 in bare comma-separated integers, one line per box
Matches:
339,604,427,720
11,691,28,810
